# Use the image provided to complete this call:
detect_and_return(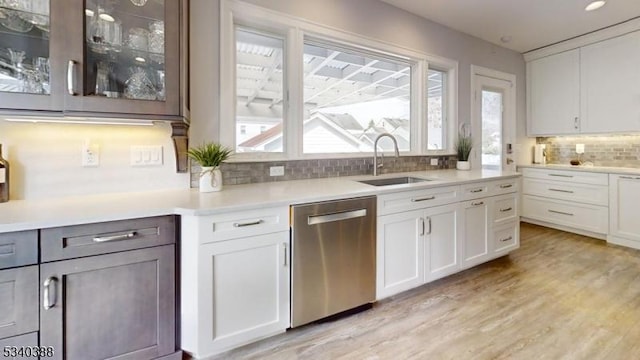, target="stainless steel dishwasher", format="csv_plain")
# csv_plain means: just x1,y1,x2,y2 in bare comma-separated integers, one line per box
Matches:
290,196,376,328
